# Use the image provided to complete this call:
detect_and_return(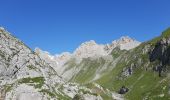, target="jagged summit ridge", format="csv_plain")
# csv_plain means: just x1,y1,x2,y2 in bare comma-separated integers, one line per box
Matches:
107,36,140,51
35,36,141,64
35,36,141,81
